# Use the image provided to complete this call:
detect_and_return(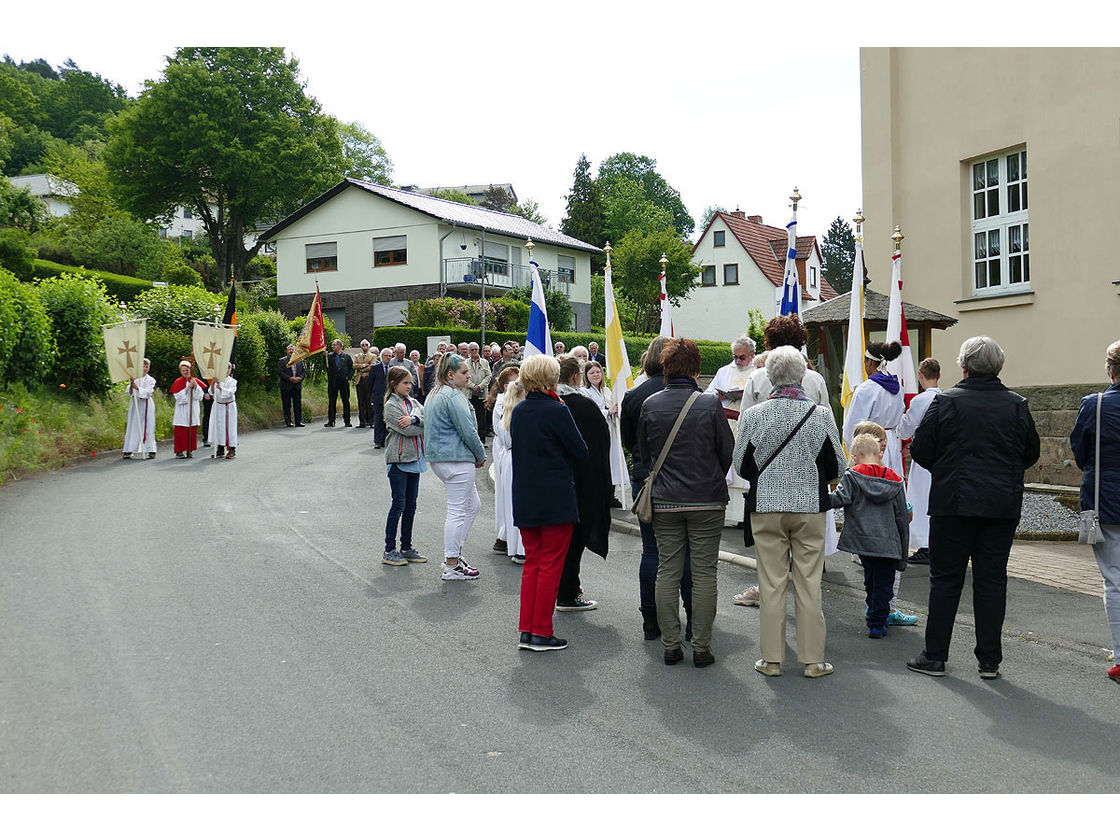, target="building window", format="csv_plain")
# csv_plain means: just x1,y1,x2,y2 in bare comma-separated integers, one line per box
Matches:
701,266,716,286
372,235,406,267
810,266,818,290
557,254,576,285
306,241,338,273
182,207,193,219
970,148,1028,294
723,264,738,285
713,230,726,247
181,230,192,240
